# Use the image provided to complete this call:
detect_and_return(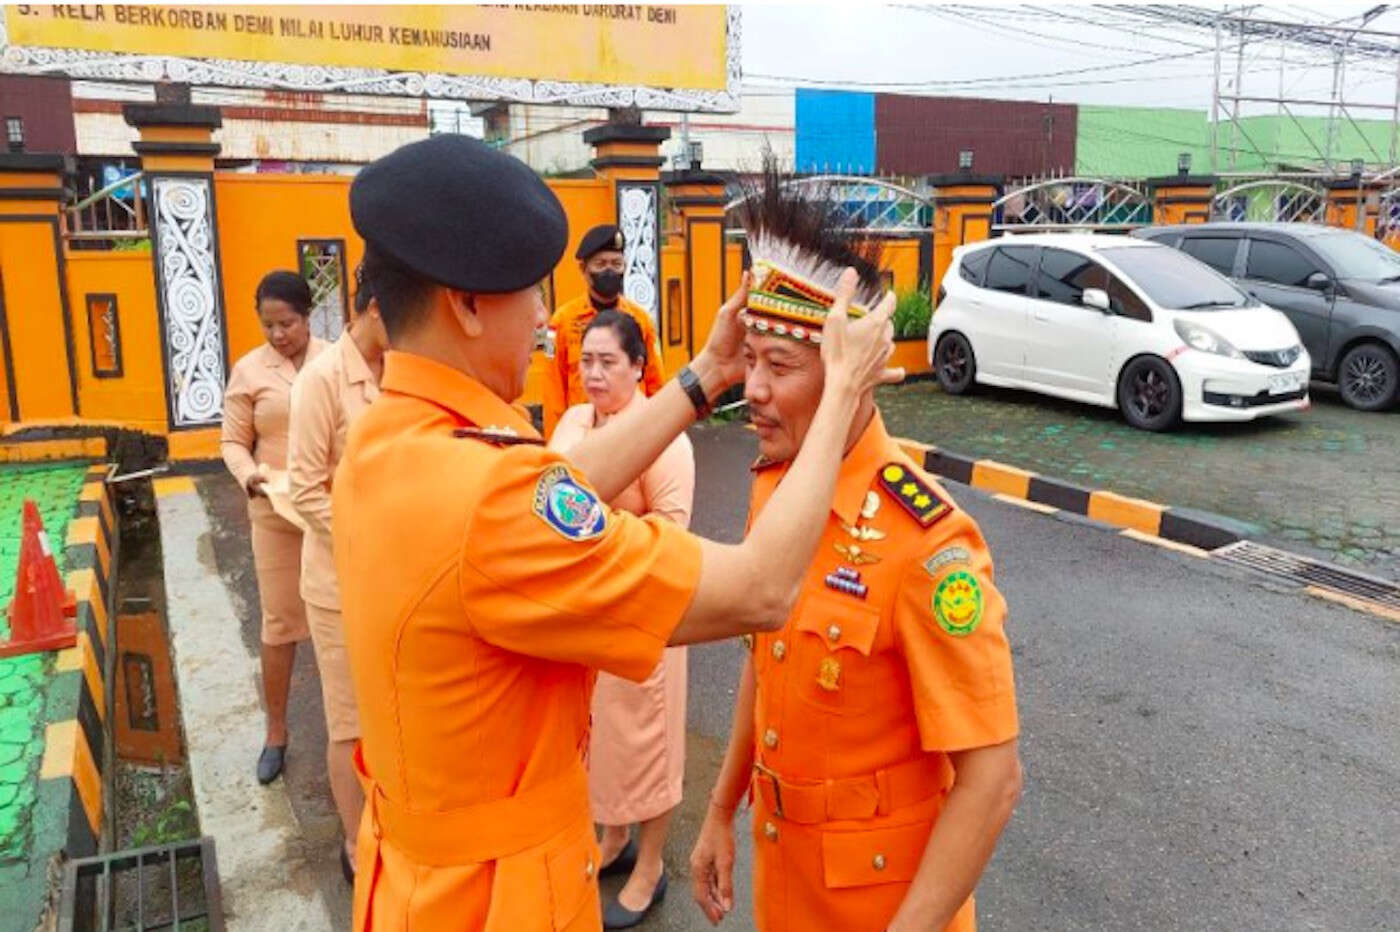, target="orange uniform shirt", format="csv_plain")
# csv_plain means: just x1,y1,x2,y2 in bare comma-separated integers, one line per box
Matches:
745,411,1018,932
332,351,702,932
542,295,665,438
